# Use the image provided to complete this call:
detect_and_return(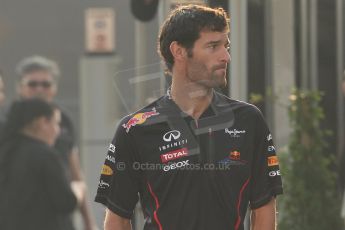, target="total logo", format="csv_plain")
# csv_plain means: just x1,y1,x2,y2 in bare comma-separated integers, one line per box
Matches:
269,170,281,177
160,147,189,163
225,128,246,137
122,108,159,133
159,130,188,151
163,160,190,172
